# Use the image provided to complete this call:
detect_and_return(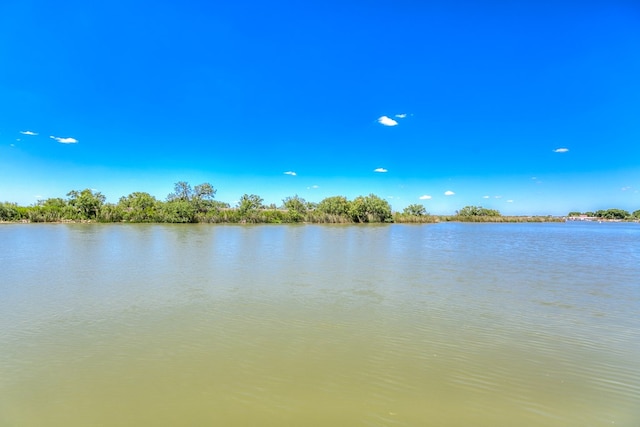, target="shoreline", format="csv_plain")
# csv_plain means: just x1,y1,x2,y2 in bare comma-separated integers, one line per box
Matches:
0,216,584,225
